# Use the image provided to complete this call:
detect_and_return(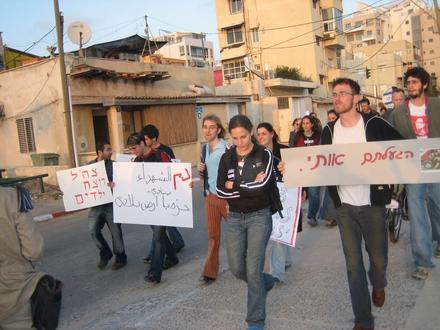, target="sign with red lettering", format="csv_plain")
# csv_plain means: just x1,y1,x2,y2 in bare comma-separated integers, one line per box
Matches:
56,161,113,211
112,162,193,228
281,138,440,187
